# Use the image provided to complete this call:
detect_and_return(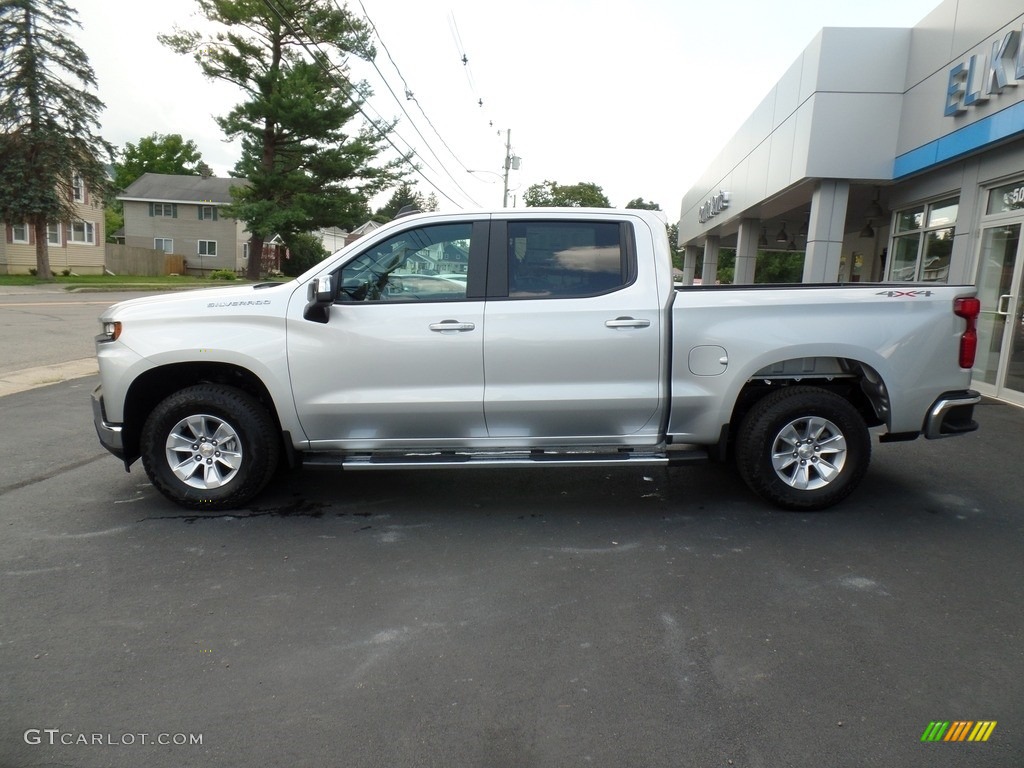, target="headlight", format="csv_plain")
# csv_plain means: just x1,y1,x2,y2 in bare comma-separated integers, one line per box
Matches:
99,320,122,342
